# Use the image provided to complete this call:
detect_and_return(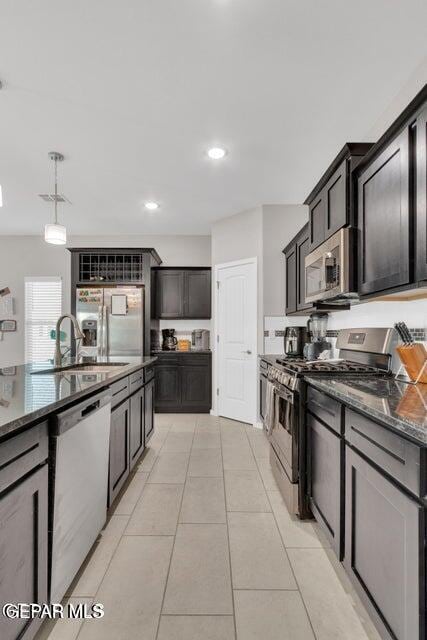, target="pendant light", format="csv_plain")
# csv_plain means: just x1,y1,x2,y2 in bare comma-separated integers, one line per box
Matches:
44,151,66,245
